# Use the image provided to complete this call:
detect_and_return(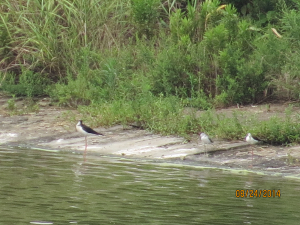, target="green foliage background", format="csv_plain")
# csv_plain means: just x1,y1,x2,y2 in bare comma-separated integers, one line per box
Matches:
1,0,300,143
